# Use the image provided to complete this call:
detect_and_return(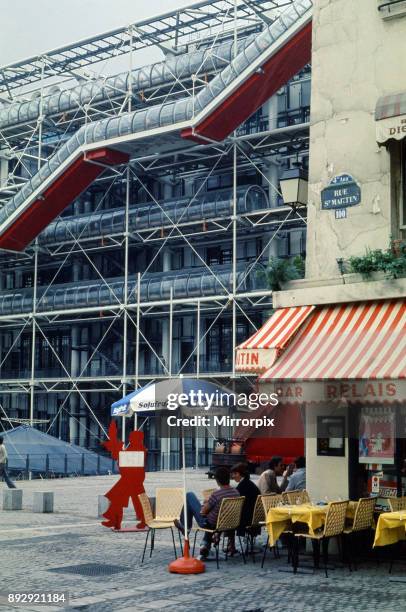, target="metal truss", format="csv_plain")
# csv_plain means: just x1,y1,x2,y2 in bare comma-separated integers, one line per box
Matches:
0,0,293,96
0,0,277,203
0,0,309,449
